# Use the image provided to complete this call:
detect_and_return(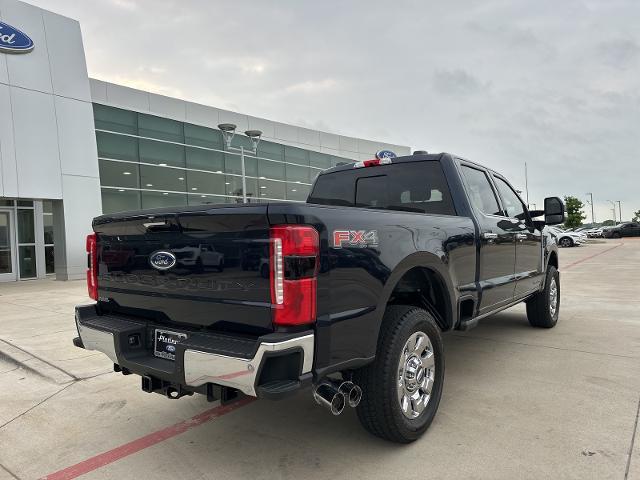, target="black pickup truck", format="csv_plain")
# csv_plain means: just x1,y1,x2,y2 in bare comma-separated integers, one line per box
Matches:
74,152,565,443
